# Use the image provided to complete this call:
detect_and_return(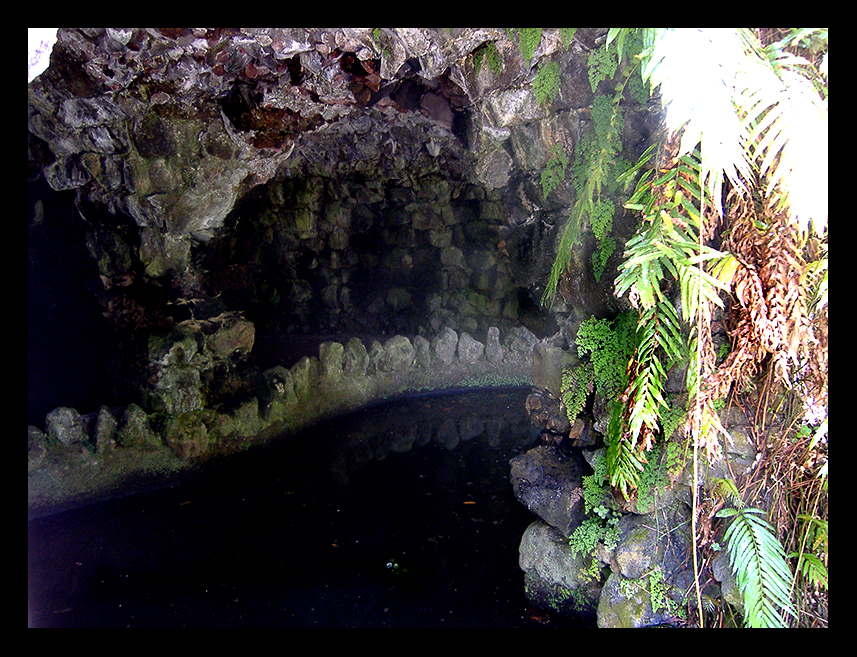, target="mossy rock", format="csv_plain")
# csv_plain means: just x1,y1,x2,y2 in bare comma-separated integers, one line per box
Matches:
163,412,209,460
117,404,165,451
